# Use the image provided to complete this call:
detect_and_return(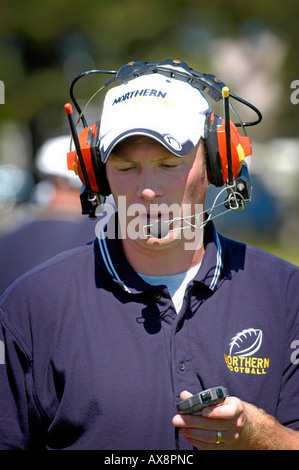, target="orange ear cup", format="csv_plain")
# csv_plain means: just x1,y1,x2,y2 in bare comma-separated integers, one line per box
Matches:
216,117,252,185
205,113,252,186
67,124,100,193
